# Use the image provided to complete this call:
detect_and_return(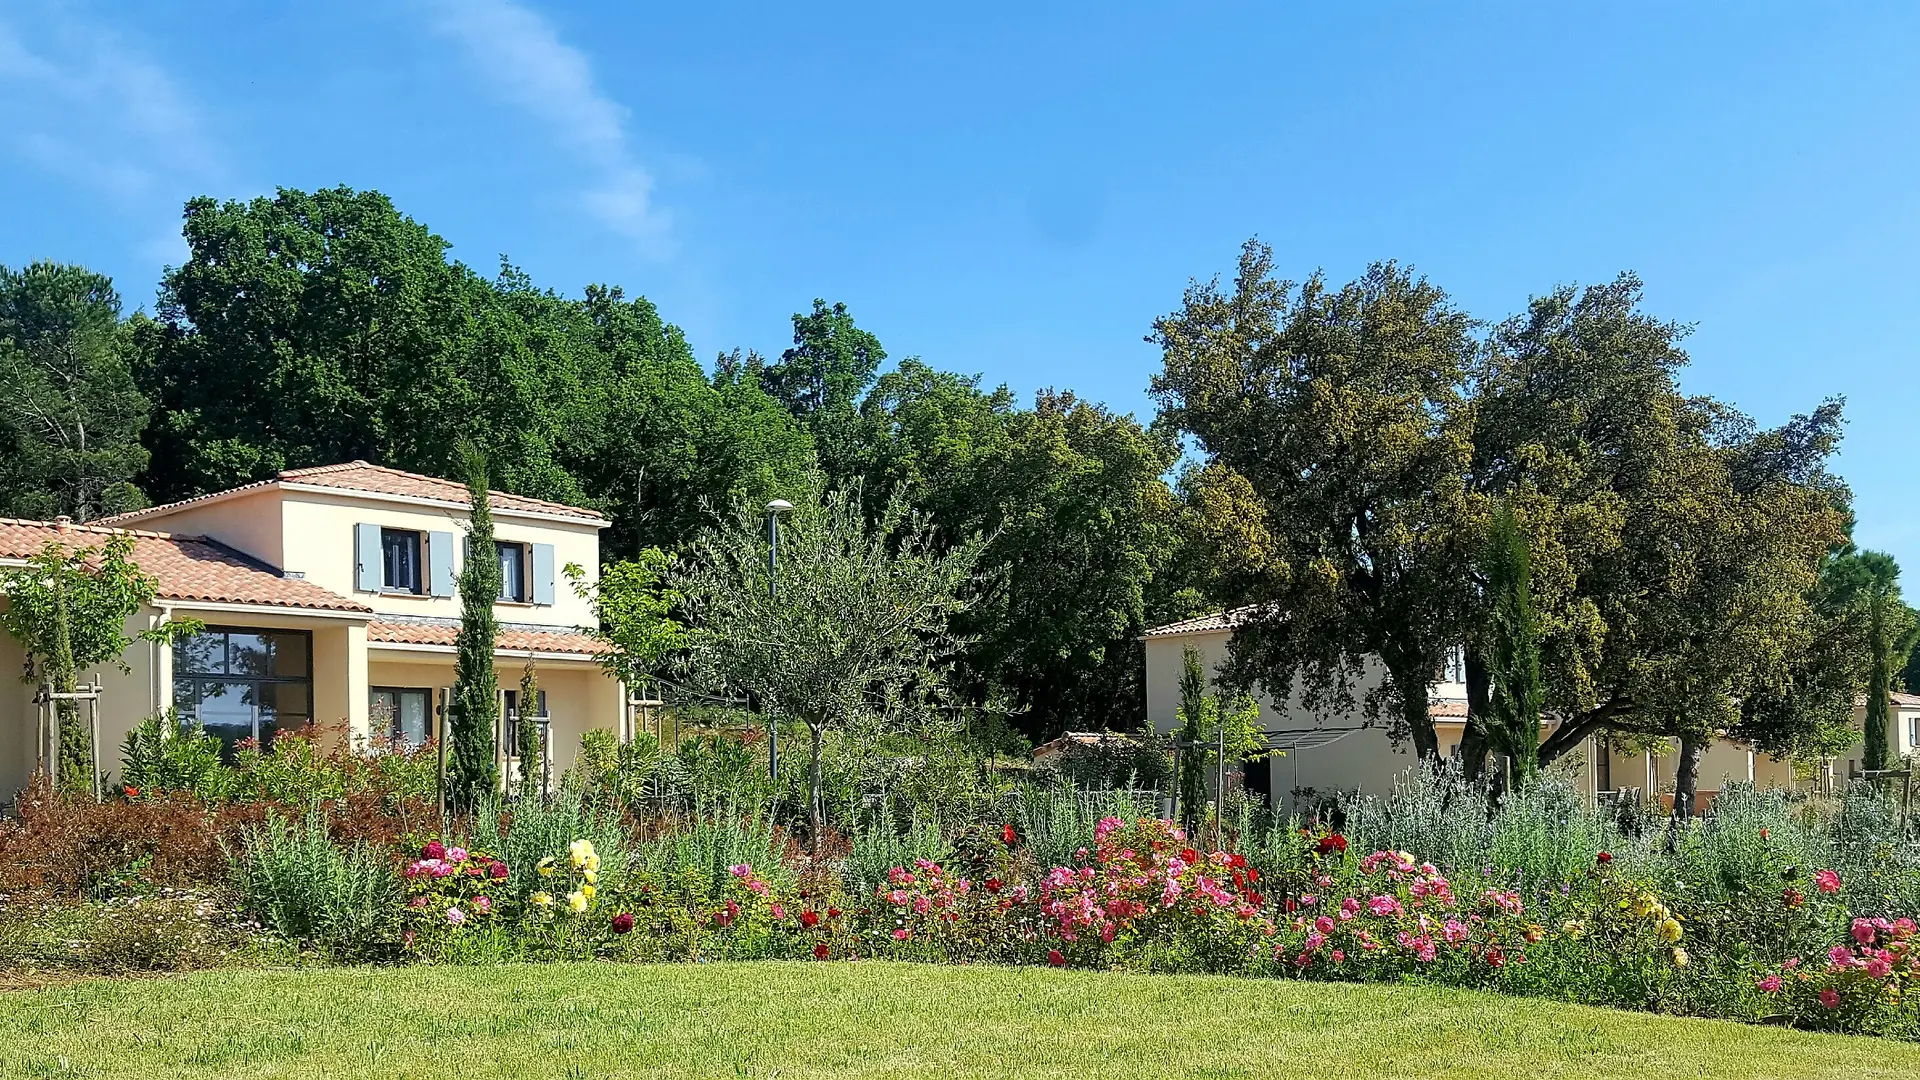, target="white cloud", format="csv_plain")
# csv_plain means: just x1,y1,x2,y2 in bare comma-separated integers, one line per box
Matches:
0,8,224,224
424,0,671,254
